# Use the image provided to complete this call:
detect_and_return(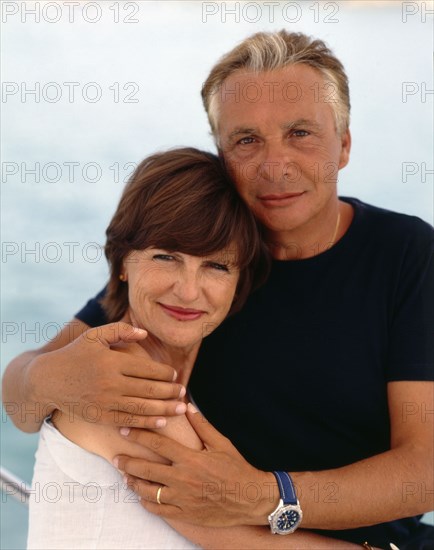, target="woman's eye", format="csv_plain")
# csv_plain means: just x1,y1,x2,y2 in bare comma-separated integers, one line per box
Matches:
207,262,229,272
153,254,175,262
